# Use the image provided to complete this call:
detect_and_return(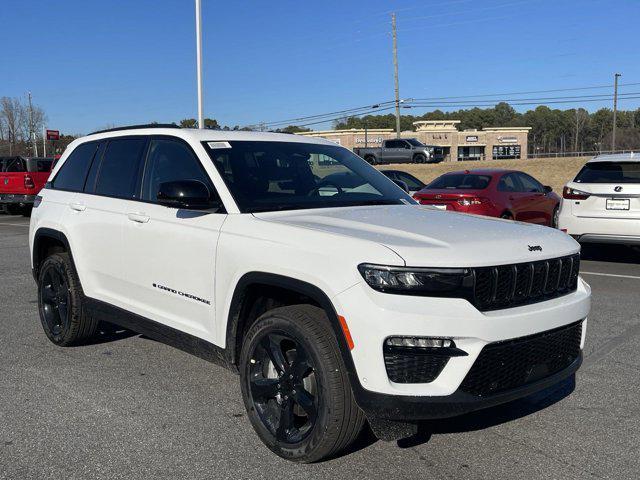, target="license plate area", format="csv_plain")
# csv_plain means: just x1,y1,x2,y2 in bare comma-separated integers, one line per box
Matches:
606,198,630,210
427,204,448,210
